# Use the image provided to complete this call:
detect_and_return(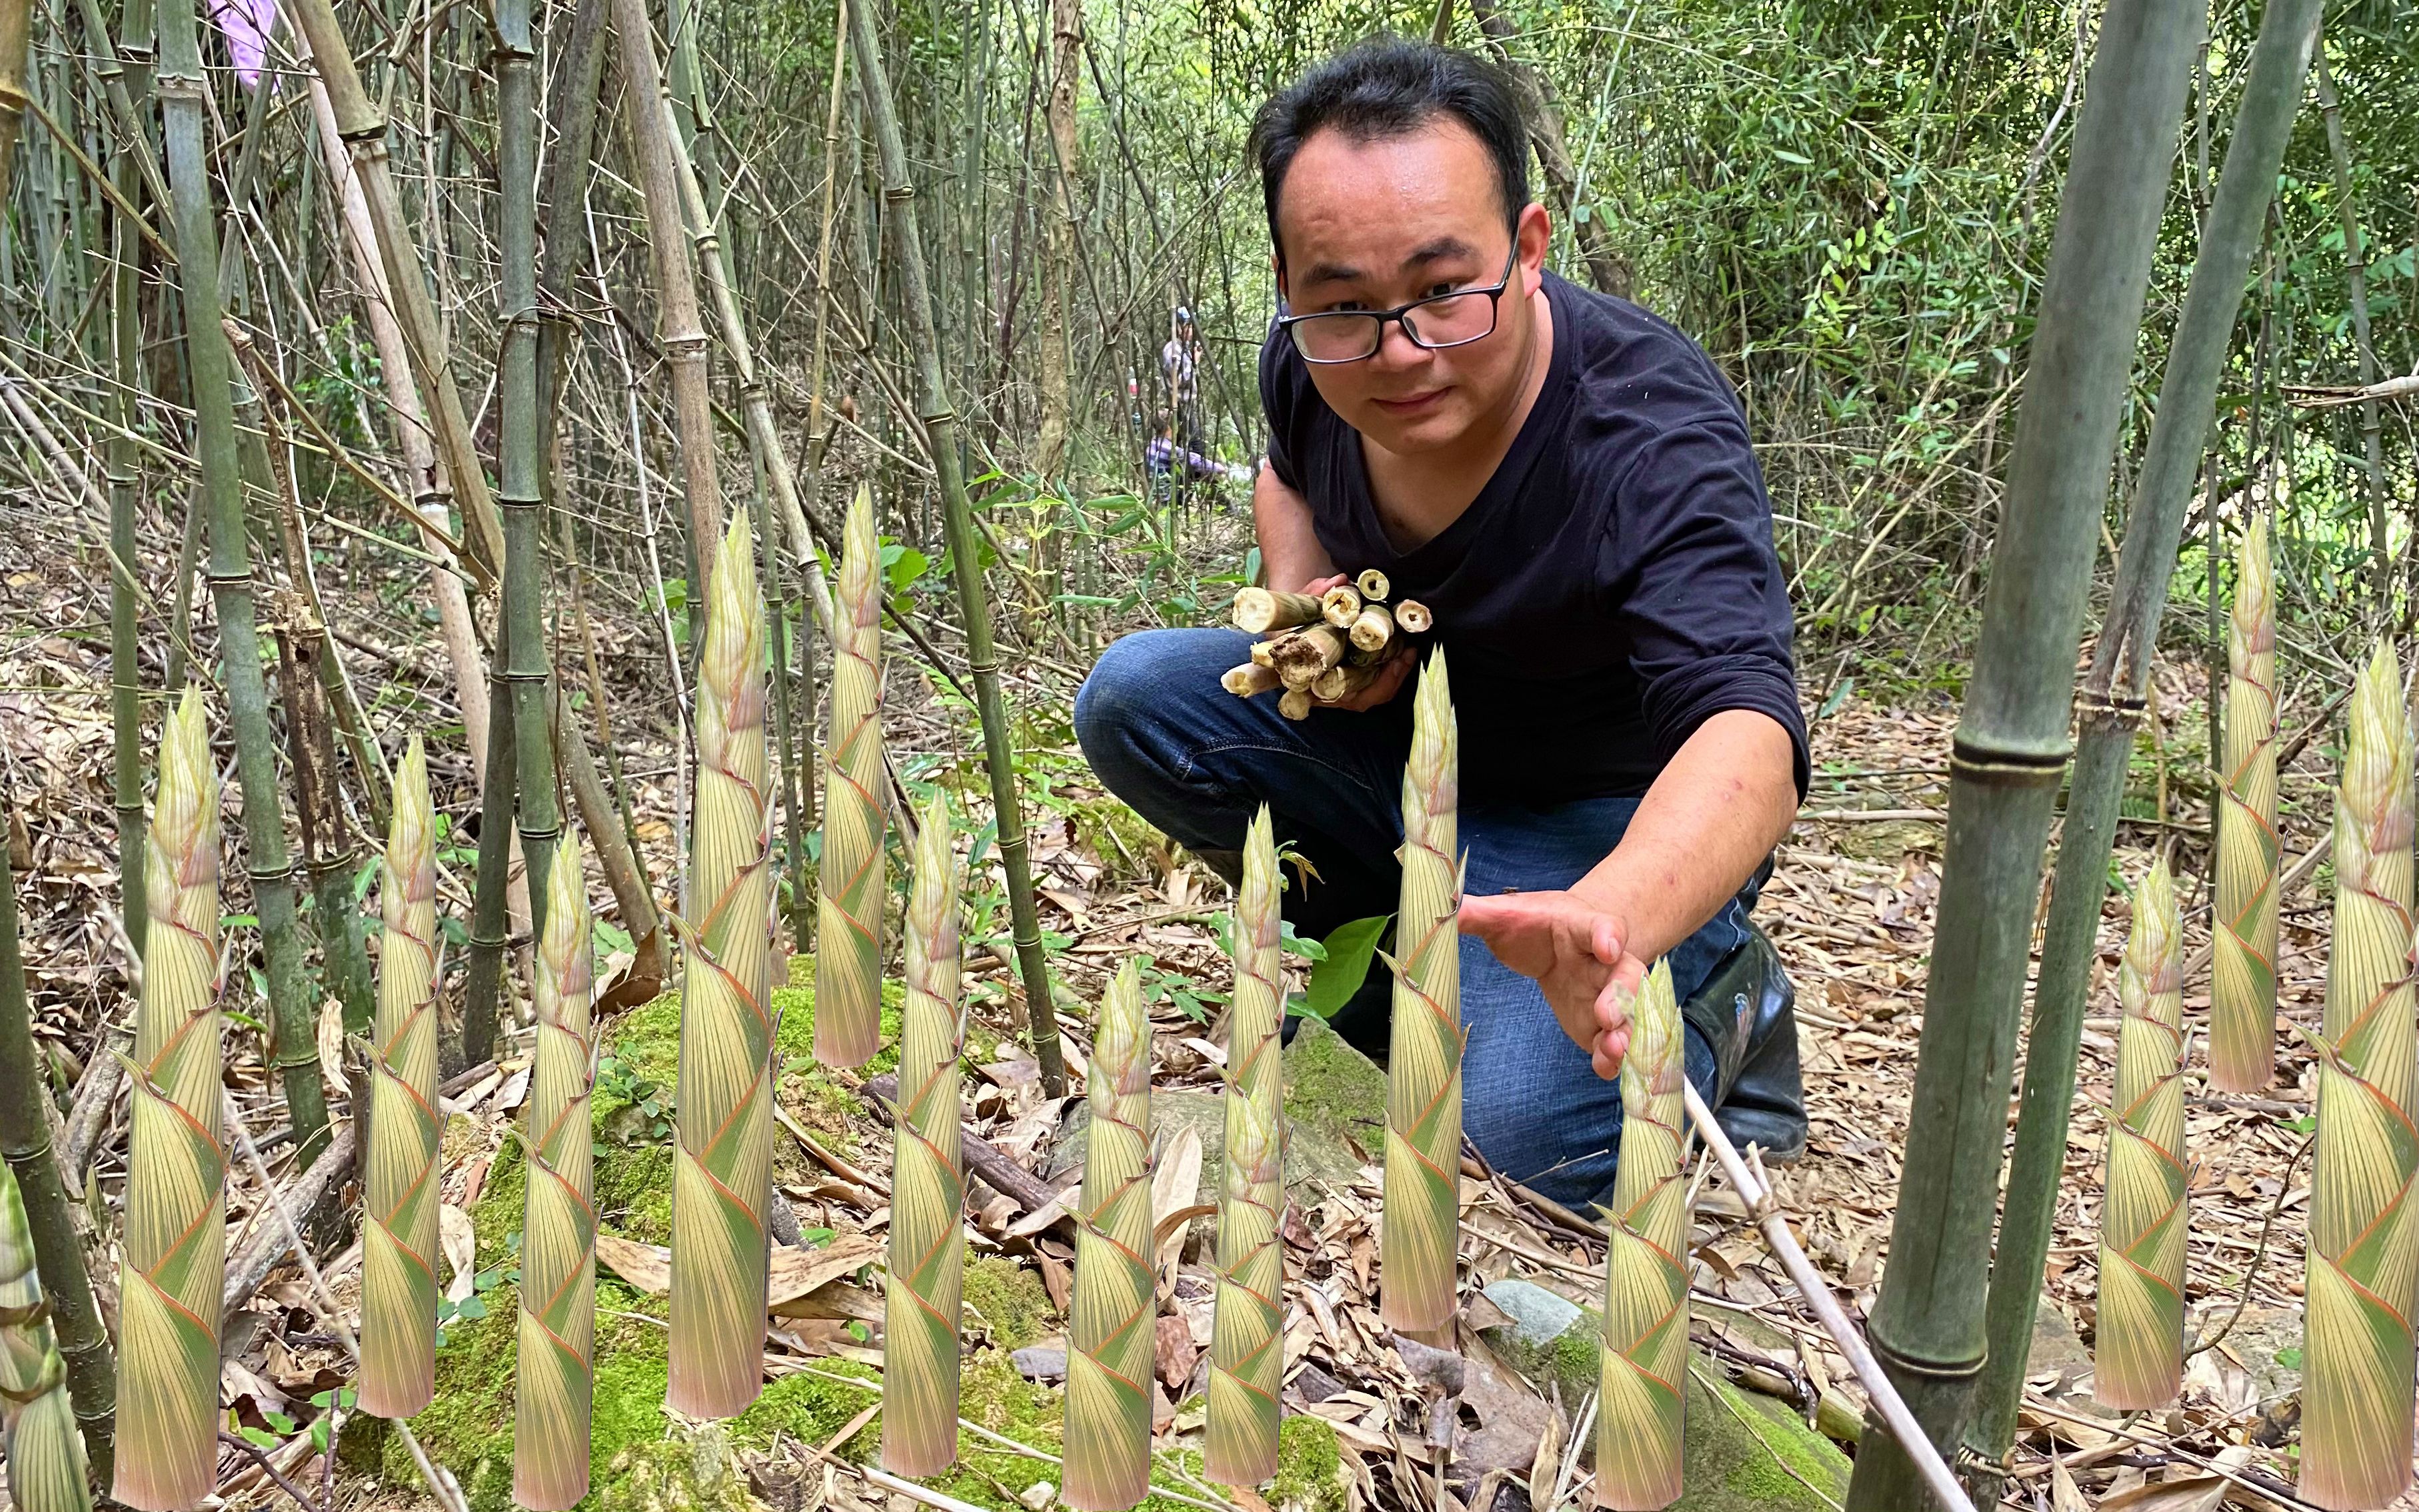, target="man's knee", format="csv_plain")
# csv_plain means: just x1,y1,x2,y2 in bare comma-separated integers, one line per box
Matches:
1073,632,1170,775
